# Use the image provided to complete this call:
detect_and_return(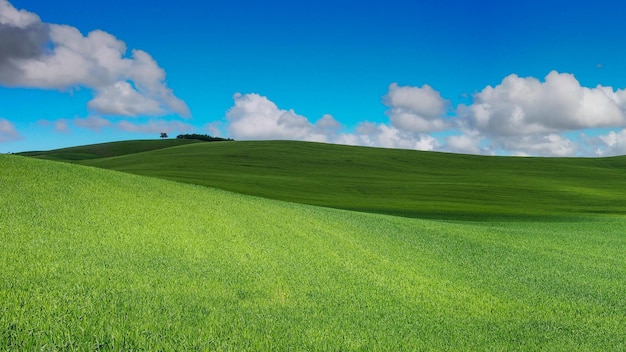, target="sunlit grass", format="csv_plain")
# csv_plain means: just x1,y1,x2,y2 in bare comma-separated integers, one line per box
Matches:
1,155,625,350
